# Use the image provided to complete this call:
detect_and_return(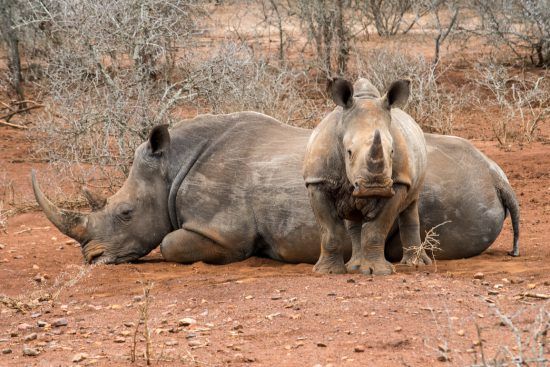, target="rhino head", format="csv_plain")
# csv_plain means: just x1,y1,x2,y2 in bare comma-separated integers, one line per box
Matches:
32,125,173,264
329,78,410,198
